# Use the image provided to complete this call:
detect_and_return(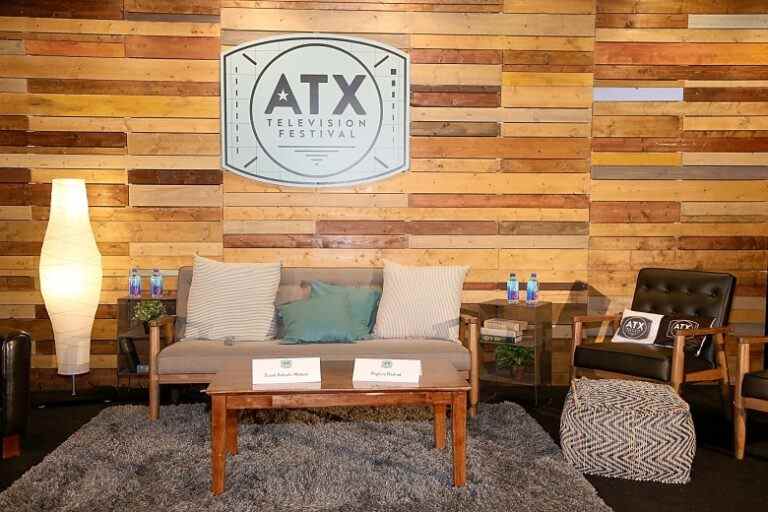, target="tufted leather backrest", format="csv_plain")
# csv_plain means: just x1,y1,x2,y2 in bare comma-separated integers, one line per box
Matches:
631,268,736,327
